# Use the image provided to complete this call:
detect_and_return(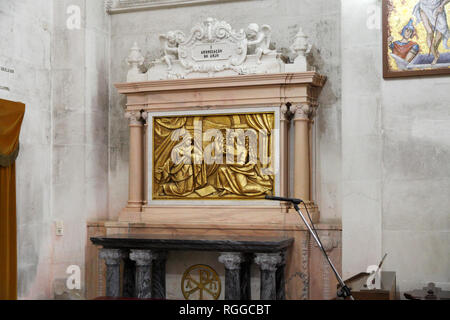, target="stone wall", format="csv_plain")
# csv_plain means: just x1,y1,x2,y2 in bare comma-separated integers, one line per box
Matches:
0,0,110,299
0,0,53,299
50,0,110,299
342,0,450,293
